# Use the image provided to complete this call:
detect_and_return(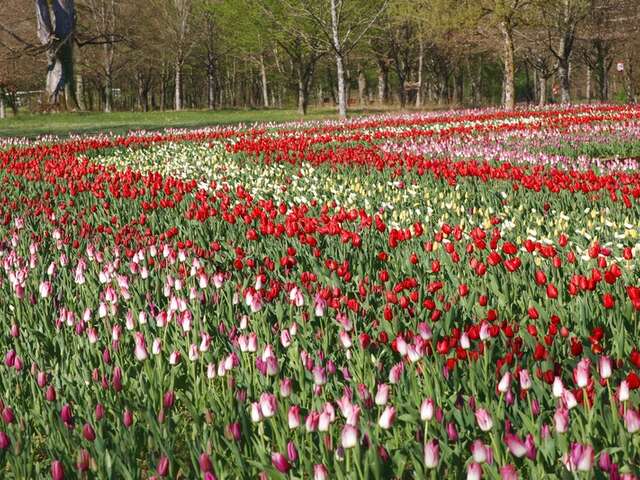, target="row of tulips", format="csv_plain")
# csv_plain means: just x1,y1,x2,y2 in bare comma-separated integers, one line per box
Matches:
0,106,639,478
